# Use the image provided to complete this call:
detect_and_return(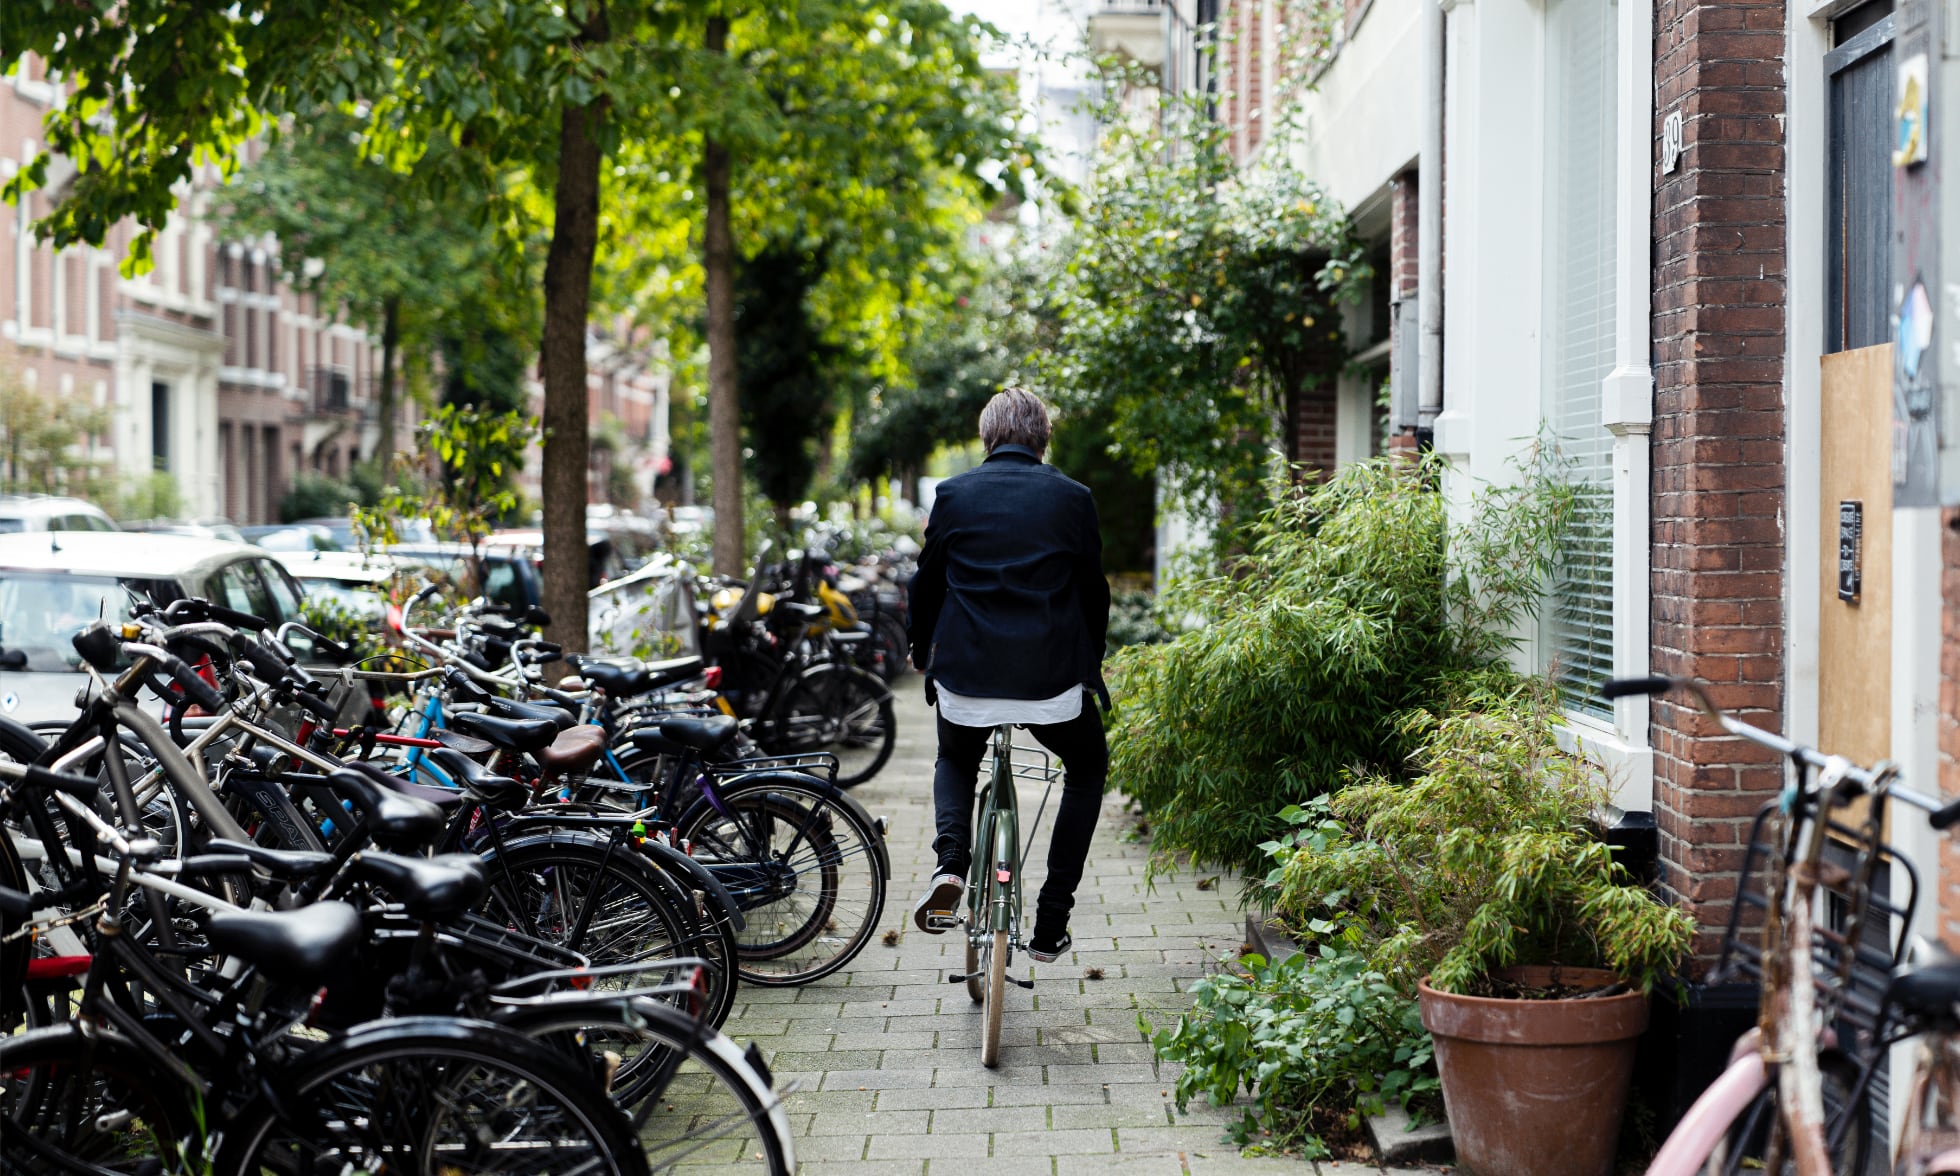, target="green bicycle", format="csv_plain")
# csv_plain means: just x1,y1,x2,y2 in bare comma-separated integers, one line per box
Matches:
949,725,1059,1067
